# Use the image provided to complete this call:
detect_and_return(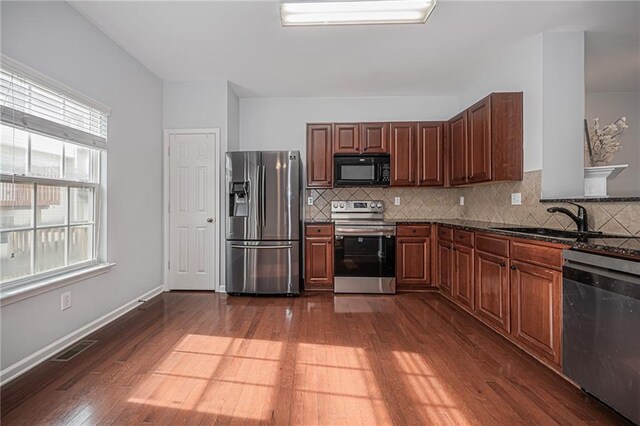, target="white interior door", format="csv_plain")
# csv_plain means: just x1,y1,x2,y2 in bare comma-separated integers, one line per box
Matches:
168,132,217,290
